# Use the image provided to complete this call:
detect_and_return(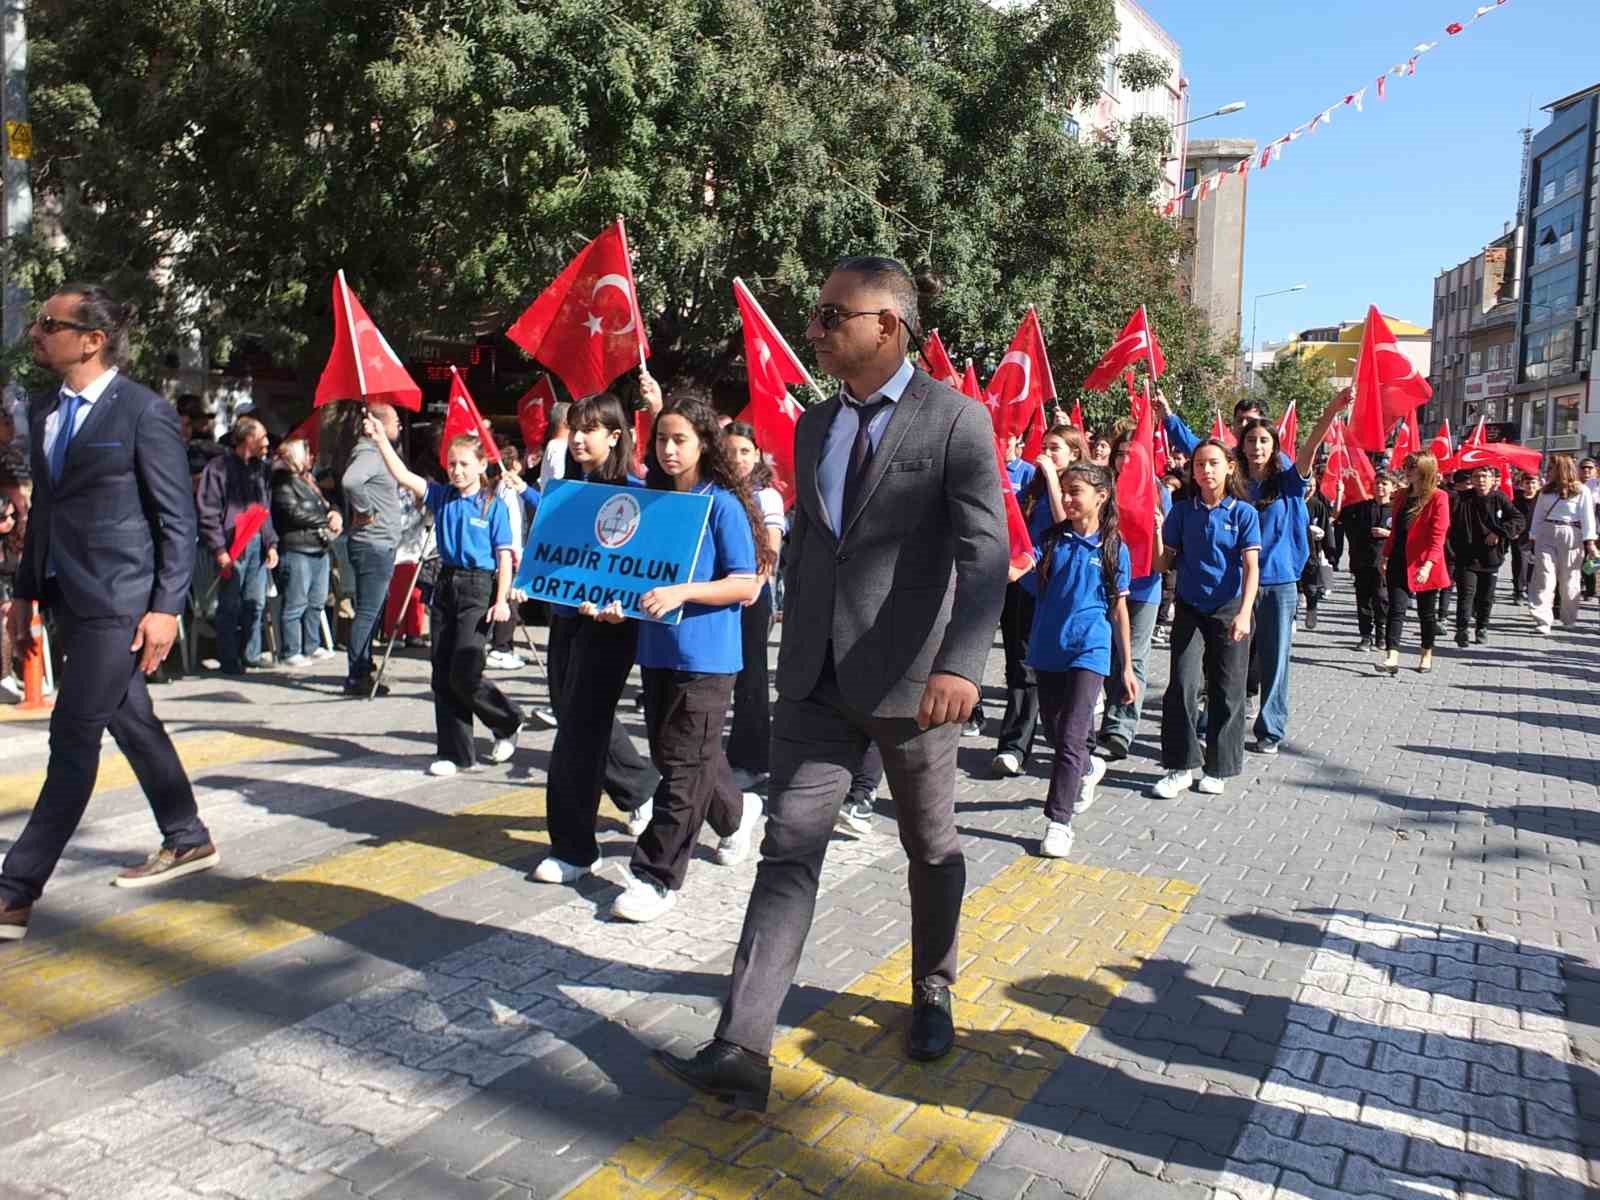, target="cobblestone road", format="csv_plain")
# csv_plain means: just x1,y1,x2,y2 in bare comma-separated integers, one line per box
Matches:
0,576,1595,1199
